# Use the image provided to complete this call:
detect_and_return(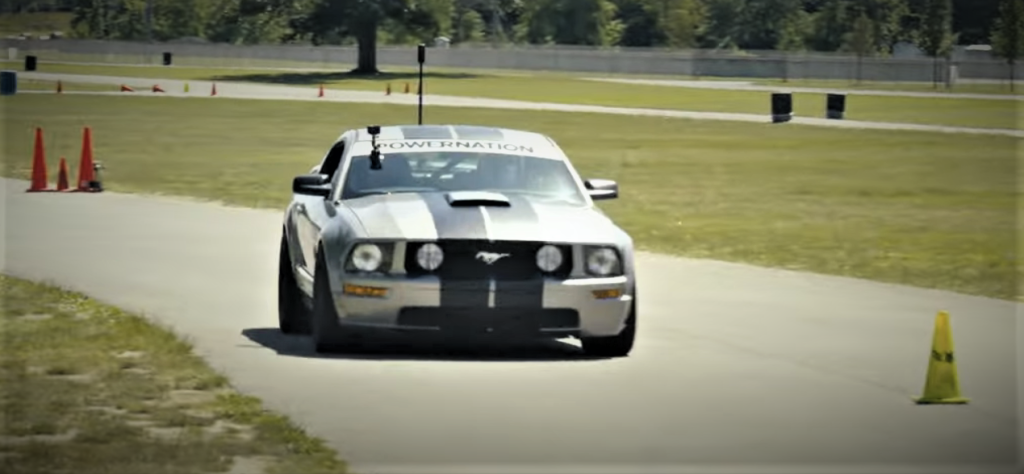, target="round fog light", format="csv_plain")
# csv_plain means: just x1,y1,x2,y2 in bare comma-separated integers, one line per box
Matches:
416,243,444,271
536,245,563,273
